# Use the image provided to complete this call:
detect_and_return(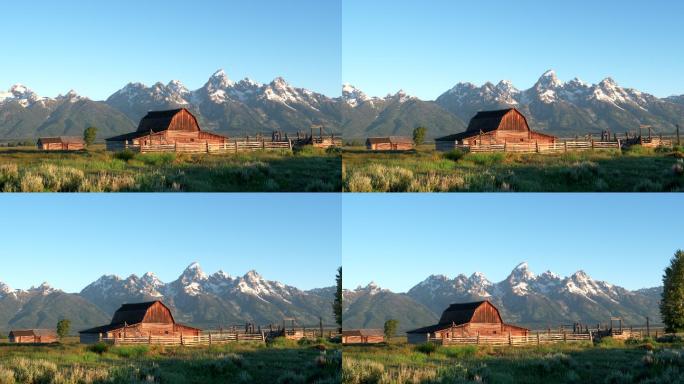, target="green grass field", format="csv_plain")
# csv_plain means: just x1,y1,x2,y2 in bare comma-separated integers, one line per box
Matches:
342,145,684,192
343,337,684,383
0,337,340,384
0,145,341,192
